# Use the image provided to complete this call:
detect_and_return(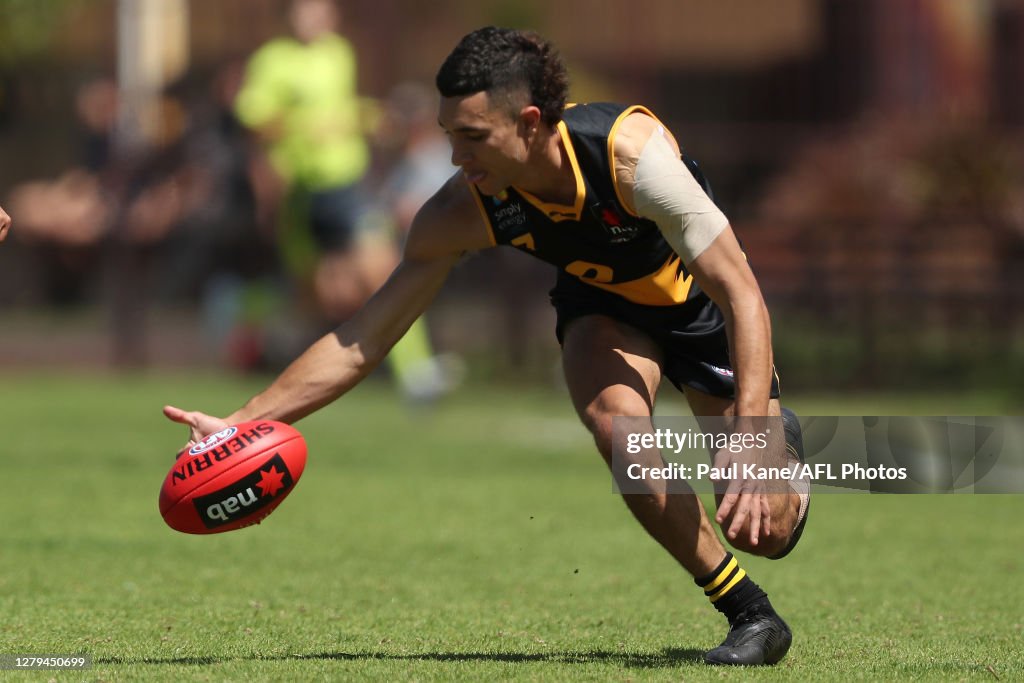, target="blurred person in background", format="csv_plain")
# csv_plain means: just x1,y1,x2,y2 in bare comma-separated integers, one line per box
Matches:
371,82,465,391
166,27,807,666
7,76,118,305
6,68,275,365
234,0,451,400
6,74,207,301
139,63,280,368
375,82,458,239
